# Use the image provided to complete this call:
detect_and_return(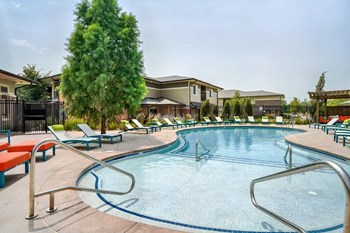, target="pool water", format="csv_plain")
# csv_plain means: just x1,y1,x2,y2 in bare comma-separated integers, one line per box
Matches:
78,127,349,232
